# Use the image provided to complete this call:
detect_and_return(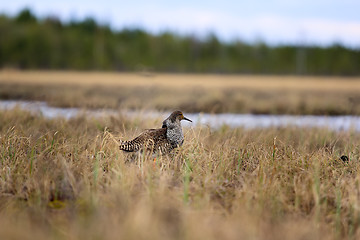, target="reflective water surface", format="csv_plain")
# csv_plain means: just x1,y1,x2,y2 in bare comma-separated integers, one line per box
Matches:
1,100,359,131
